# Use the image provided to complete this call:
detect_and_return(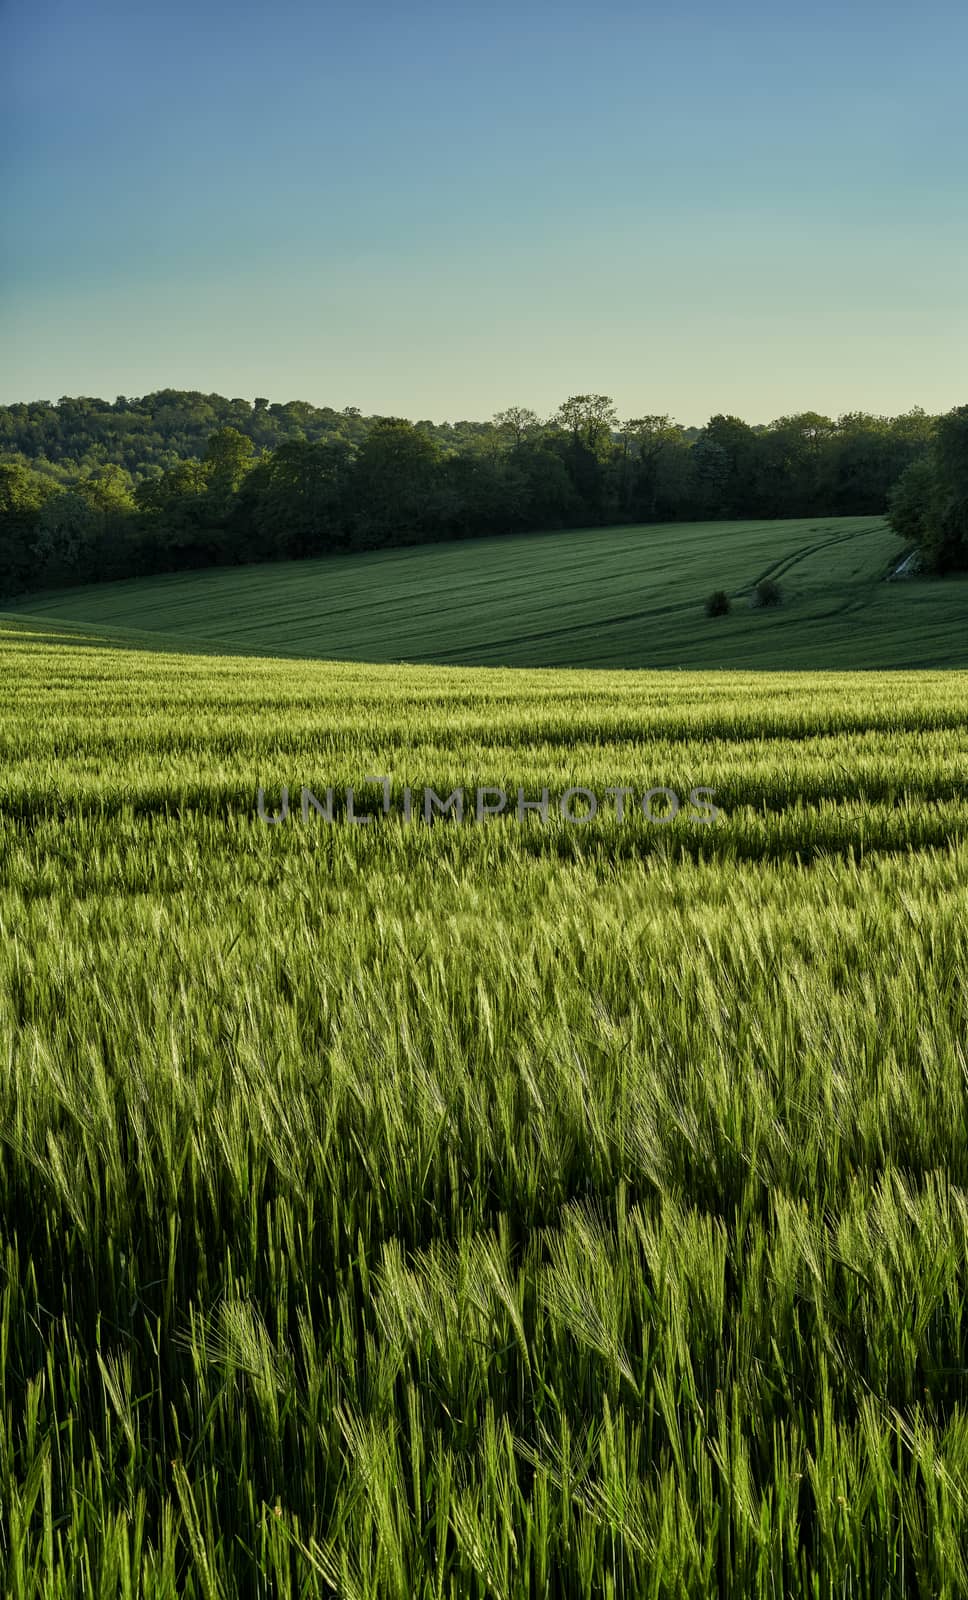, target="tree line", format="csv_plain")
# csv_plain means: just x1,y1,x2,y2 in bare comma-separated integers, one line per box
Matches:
0,391,963,597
